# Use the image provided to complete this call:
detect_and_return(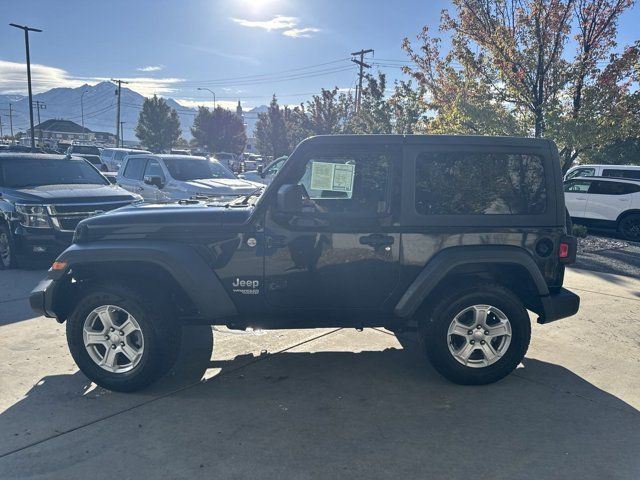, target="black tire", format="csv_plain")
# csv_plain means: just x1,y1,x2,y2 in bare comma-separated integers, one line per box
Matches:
419,284,531,385
0,223,19,269
617,214,640,242
66,283,181,392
